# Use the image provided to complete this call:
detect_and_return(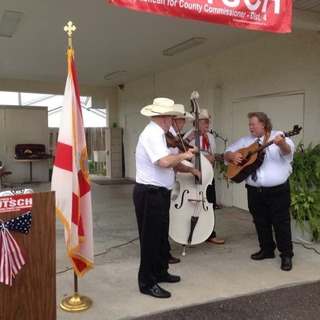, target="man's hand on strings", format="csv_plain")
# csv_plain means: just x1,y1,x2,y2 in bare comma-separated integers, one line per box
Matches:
190,168,201,180
189,145,198,154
